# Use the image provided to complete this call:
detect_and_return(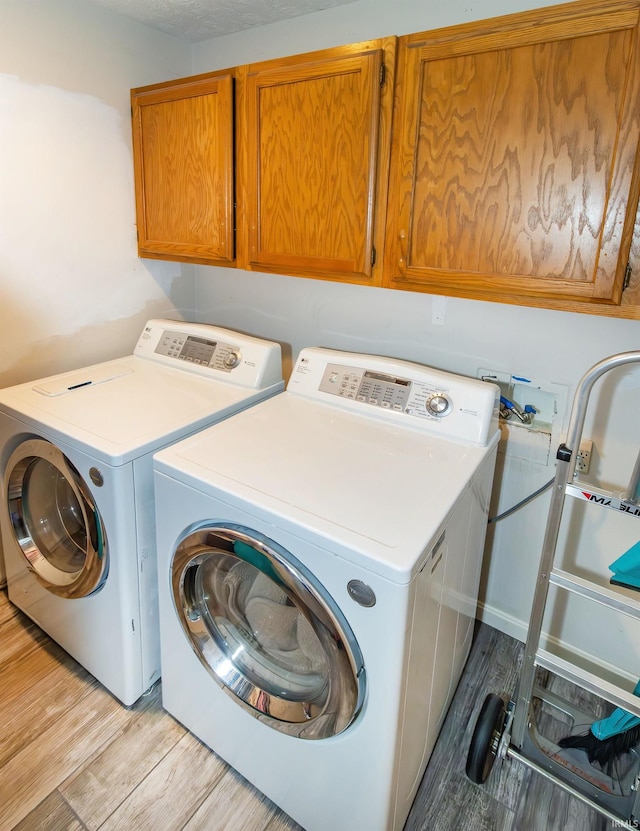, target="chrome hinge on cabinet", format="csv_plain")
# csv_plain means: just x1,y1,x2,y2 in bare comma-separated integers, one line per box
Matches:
379,64,386,88
624,261,632,290
371,246,377,267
